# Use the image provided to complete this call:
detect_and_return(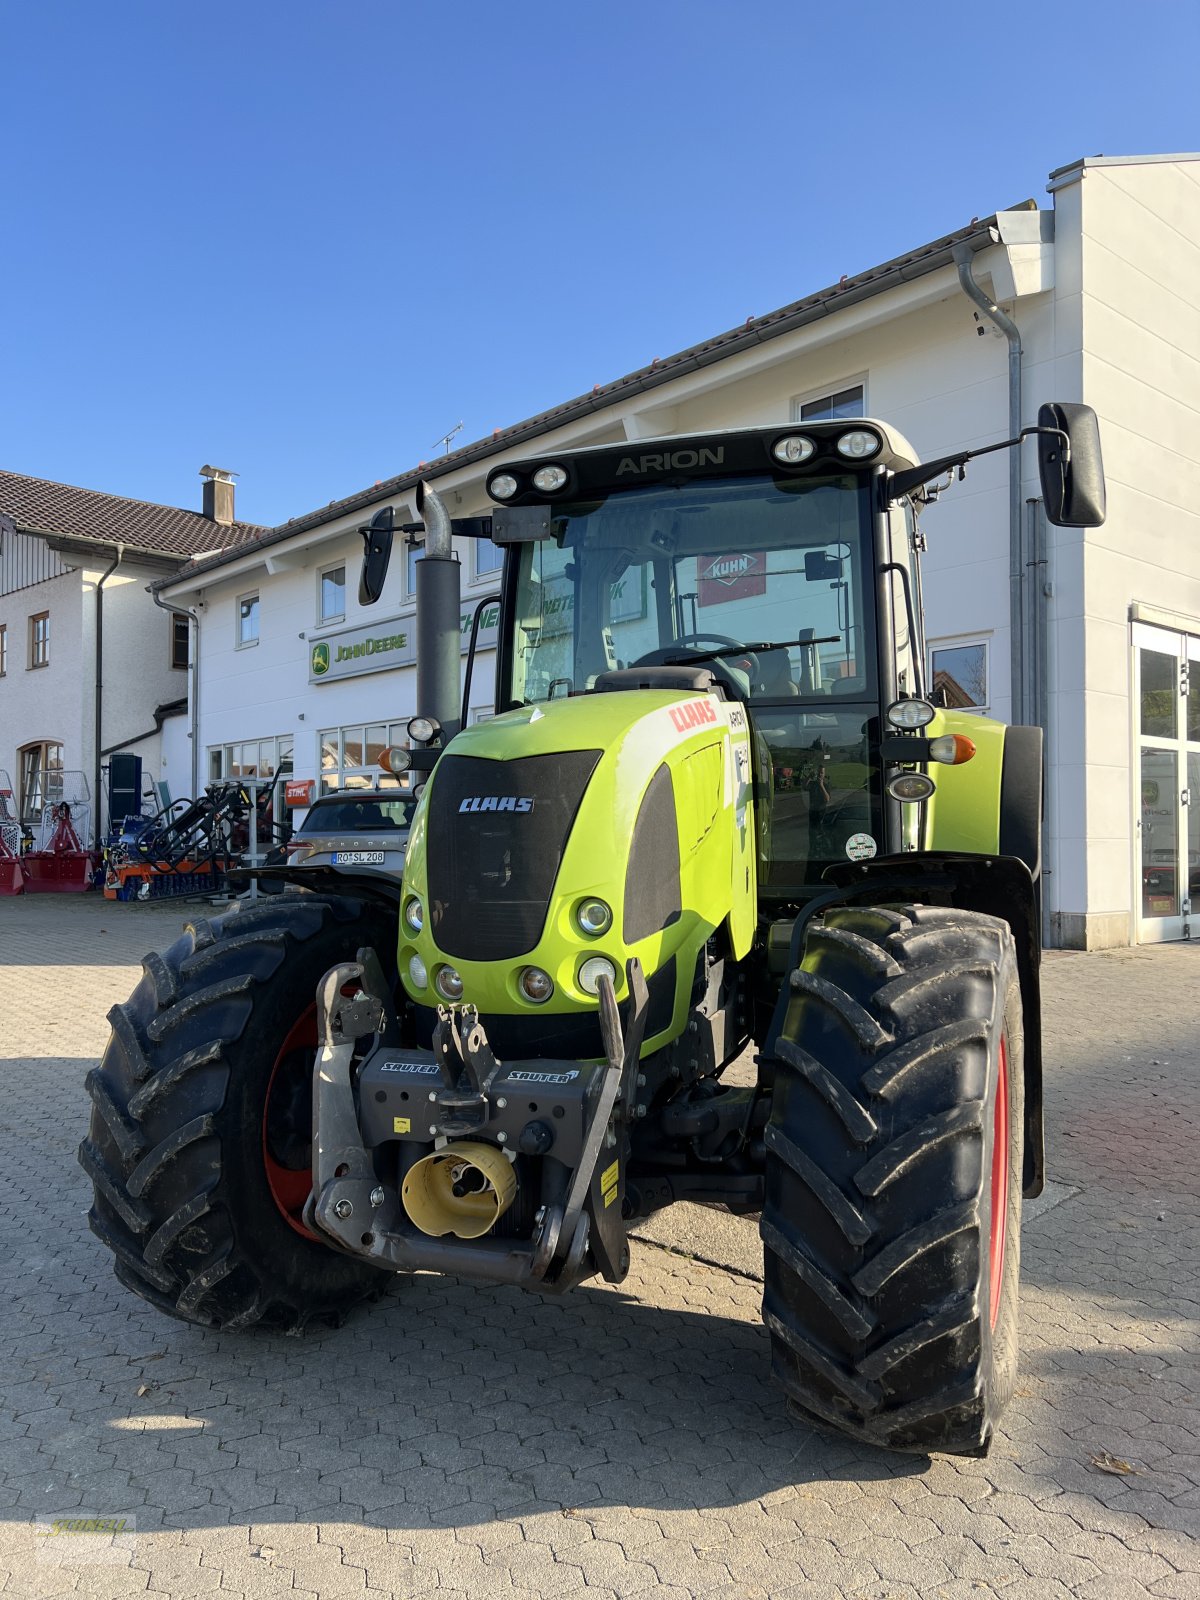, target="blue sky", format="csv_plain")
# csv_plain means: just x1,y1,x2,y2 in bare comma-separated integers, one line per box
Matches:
3,0,1196,528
